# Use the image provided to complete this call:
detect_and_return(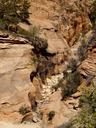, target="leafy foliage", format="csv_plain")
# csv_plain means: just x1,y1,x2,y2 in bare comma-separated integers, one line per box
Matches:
54,58,81,100
0,0,30,29
19,104,30,115
17,25,40,38
61,70,81,100
74,82,96,128
62,80,96,128
77,42,87,61
29,26,40,38
67,59,78,72
89,0,96,27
